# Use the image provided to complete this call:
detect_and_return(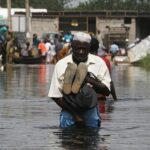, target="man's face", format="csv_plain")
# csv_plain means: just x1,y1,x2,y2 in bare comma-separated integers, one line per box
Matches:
71,41,90,62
